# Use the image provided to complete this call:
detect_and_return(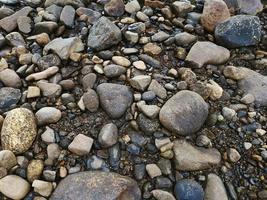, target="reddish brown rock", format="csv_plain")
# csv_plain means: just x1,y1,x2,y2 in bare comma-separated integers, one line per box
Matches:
201,0,230,32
